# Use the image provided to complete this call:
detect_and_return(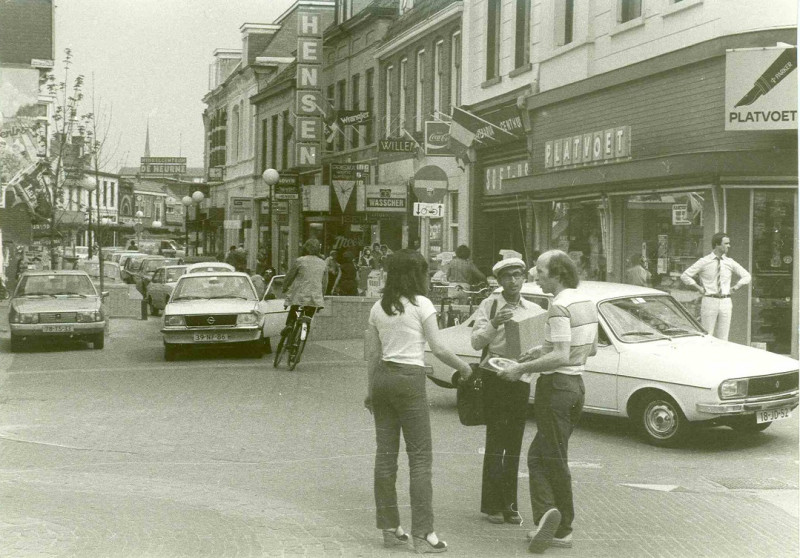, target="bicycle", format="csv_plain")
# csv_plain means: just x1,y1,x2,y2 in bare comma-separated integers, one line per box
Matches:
273,305,316,370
